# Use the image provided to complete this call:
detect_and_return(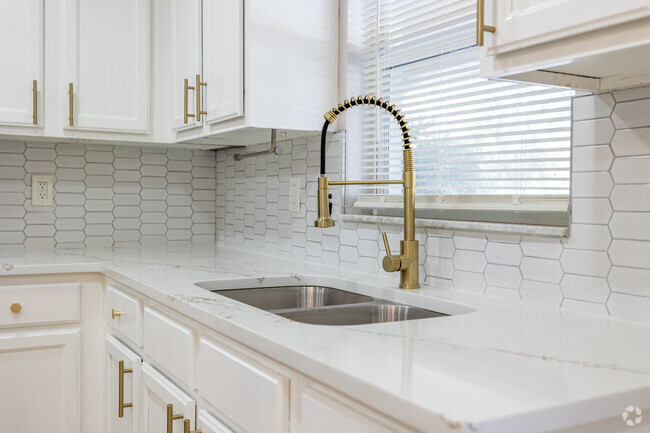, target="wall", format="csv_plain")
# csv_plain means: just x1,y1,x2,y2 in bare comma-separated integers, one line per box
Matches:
0,142,216,253
216,85,650,323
